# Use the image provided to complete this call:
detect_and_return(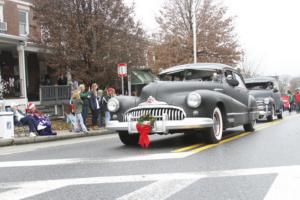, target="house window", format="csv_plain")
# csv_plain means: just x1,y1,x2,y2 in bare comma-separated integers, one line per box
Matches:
19,10,29,36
